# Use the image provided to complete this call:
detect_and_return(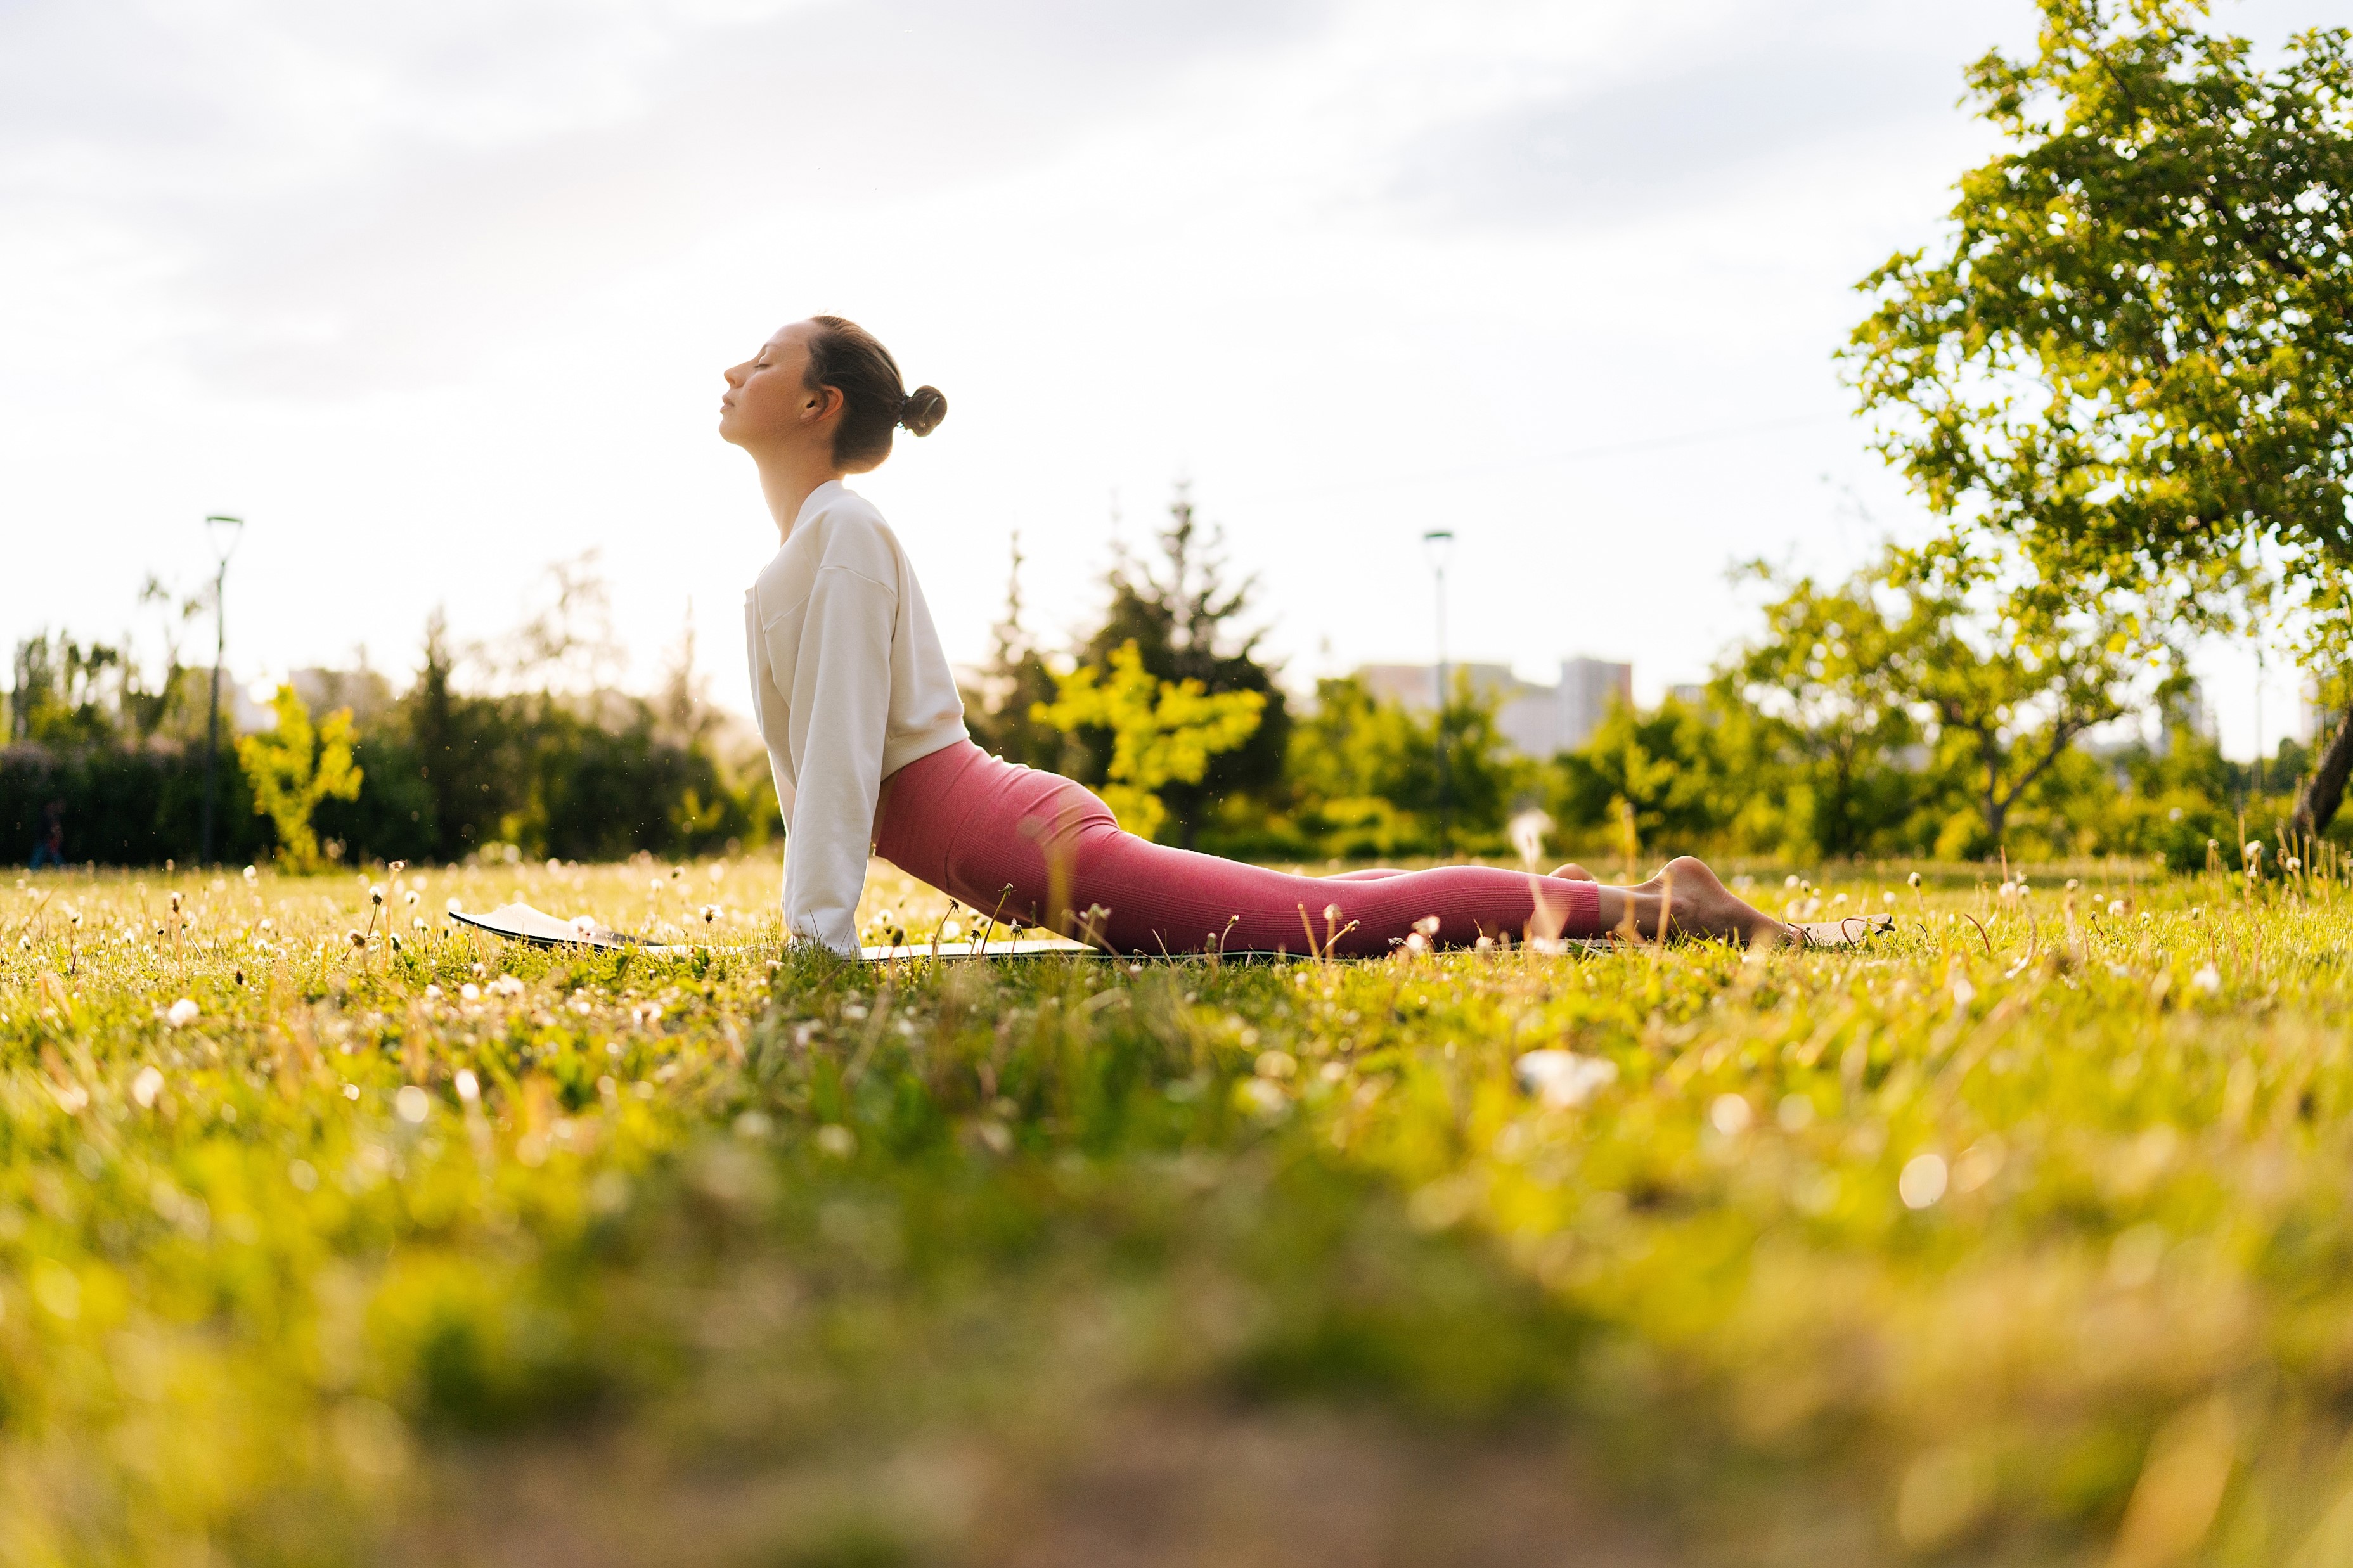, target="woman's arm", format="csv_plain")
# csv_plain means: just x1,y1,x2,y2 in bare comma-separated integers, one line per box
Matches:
772,563,898,953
